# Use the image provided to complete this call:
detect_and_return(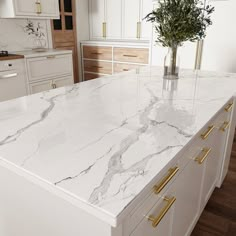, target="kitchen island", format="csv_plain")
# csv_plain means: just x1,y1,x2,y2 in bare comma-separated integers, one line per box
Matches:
0,67,236,236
